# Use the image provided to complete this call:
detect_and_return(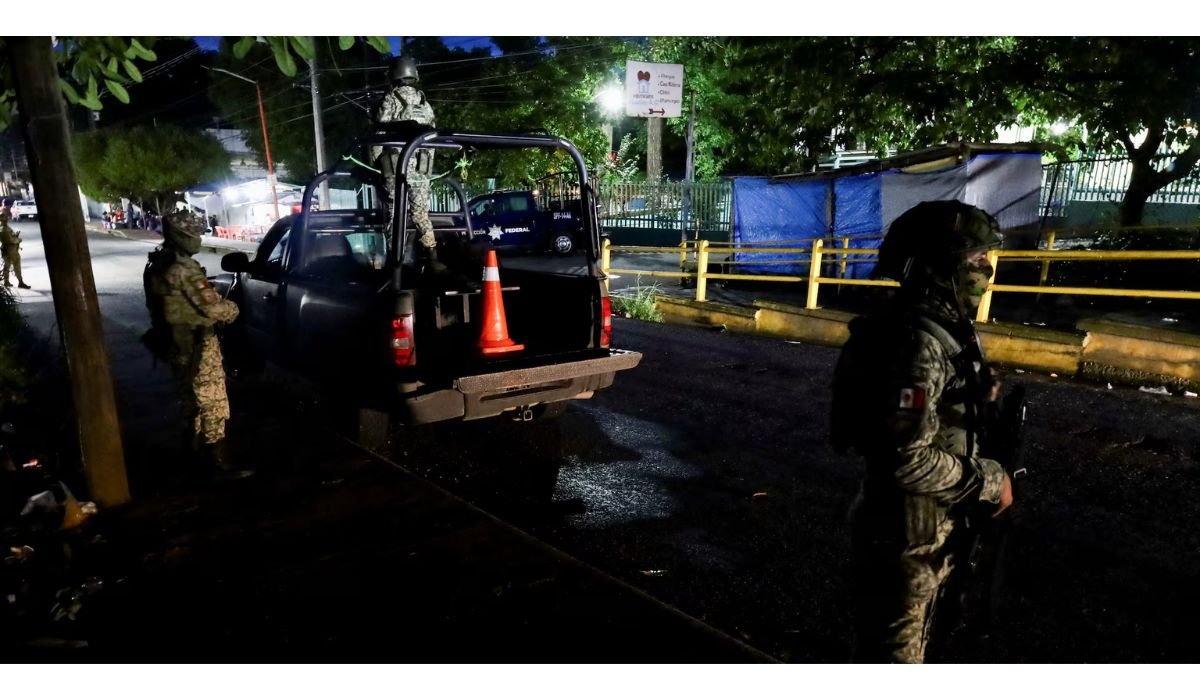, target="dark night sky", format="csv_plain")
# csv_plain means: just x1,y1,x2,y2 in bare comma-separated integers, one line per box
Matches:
192,36,499,55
